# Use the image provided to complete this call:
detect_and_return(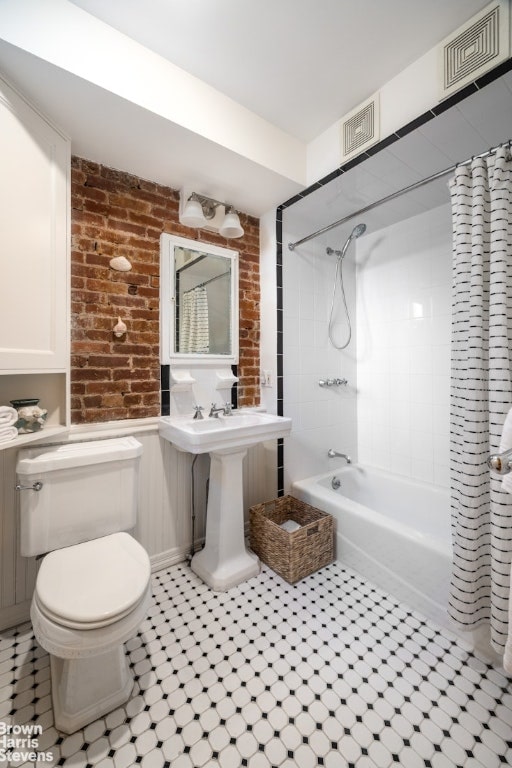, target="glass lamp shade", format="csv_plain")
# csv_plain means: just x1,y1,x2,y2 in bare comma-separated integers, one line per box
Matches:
181,198,207,228
219,209,244,238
